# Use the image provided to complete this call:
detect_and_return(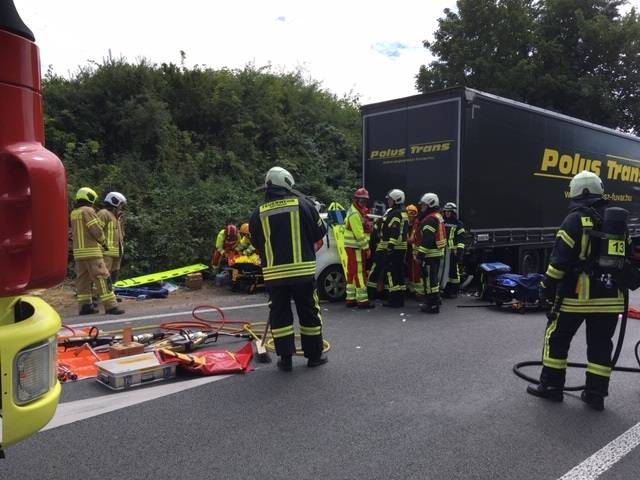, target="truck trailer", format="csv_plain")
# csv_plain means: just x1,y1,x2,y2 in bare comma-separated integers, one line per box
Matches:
362,87,640,273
